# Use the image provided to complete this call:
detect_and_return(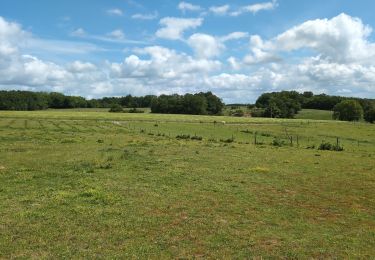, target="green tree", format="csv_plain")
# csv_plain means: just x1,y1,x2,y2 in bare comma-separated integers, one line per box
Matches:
364,104,375,123
333,100,363,121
